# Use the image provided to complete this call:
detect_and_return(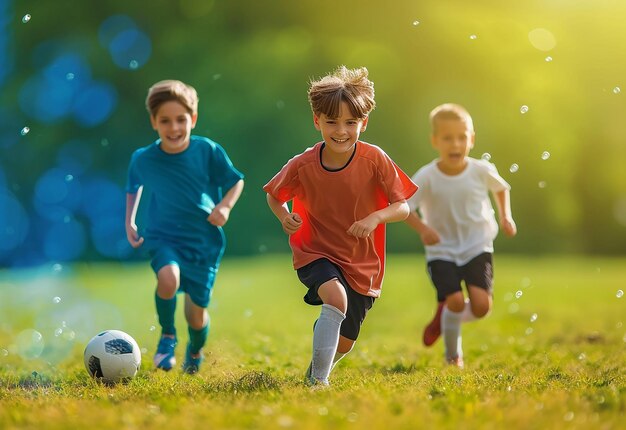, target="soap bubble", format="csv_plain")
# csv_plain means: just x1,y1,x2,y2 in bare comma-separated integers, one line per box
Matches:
520,105,529,114
510,164,519,173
